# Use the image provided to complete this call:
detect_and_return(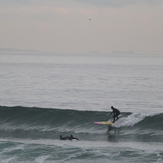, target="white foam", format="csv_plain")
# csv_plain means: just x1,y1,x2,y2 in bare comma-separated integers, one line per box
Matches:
113,113,156,127
35,155,51,163
0,144,25,154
